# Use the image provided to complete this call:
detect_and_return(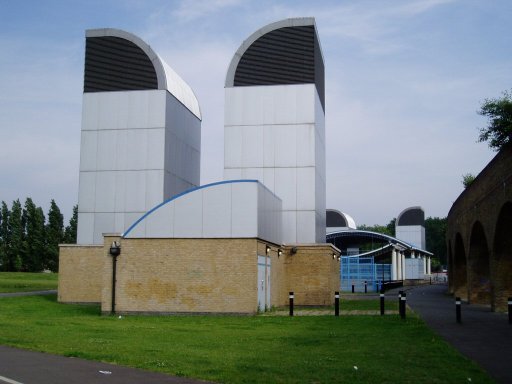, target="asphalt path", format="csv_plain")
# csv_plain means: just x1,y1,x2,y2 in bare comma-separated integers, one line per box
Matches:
0,345,212,384
394,284,512,384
